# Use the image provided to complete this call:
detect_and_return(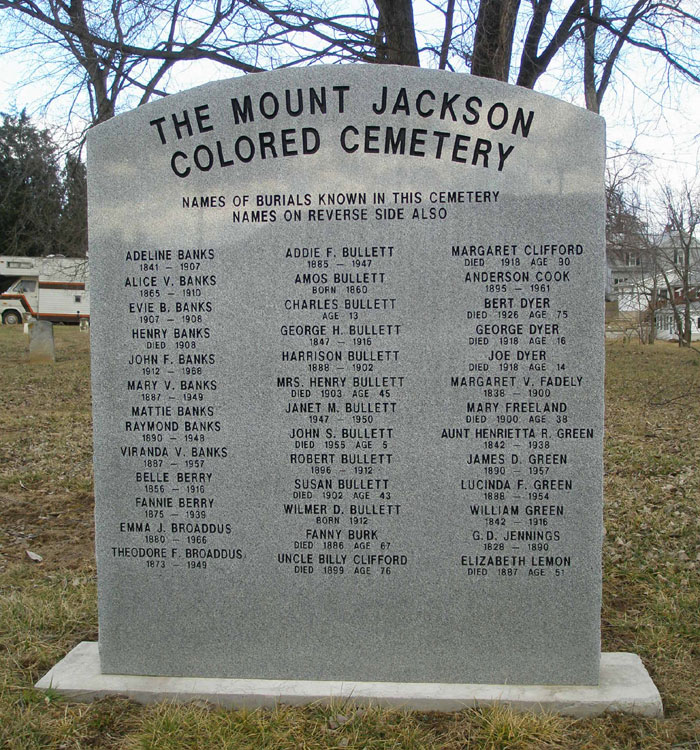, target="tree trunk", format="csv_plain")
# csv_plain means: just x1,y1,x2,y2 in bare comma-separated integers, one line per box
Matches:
582,0,601,113
374,0,420,66
438,0,456,70
649,281,657,344
471,0,521,81
67,0,115,123
683,242,692,346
